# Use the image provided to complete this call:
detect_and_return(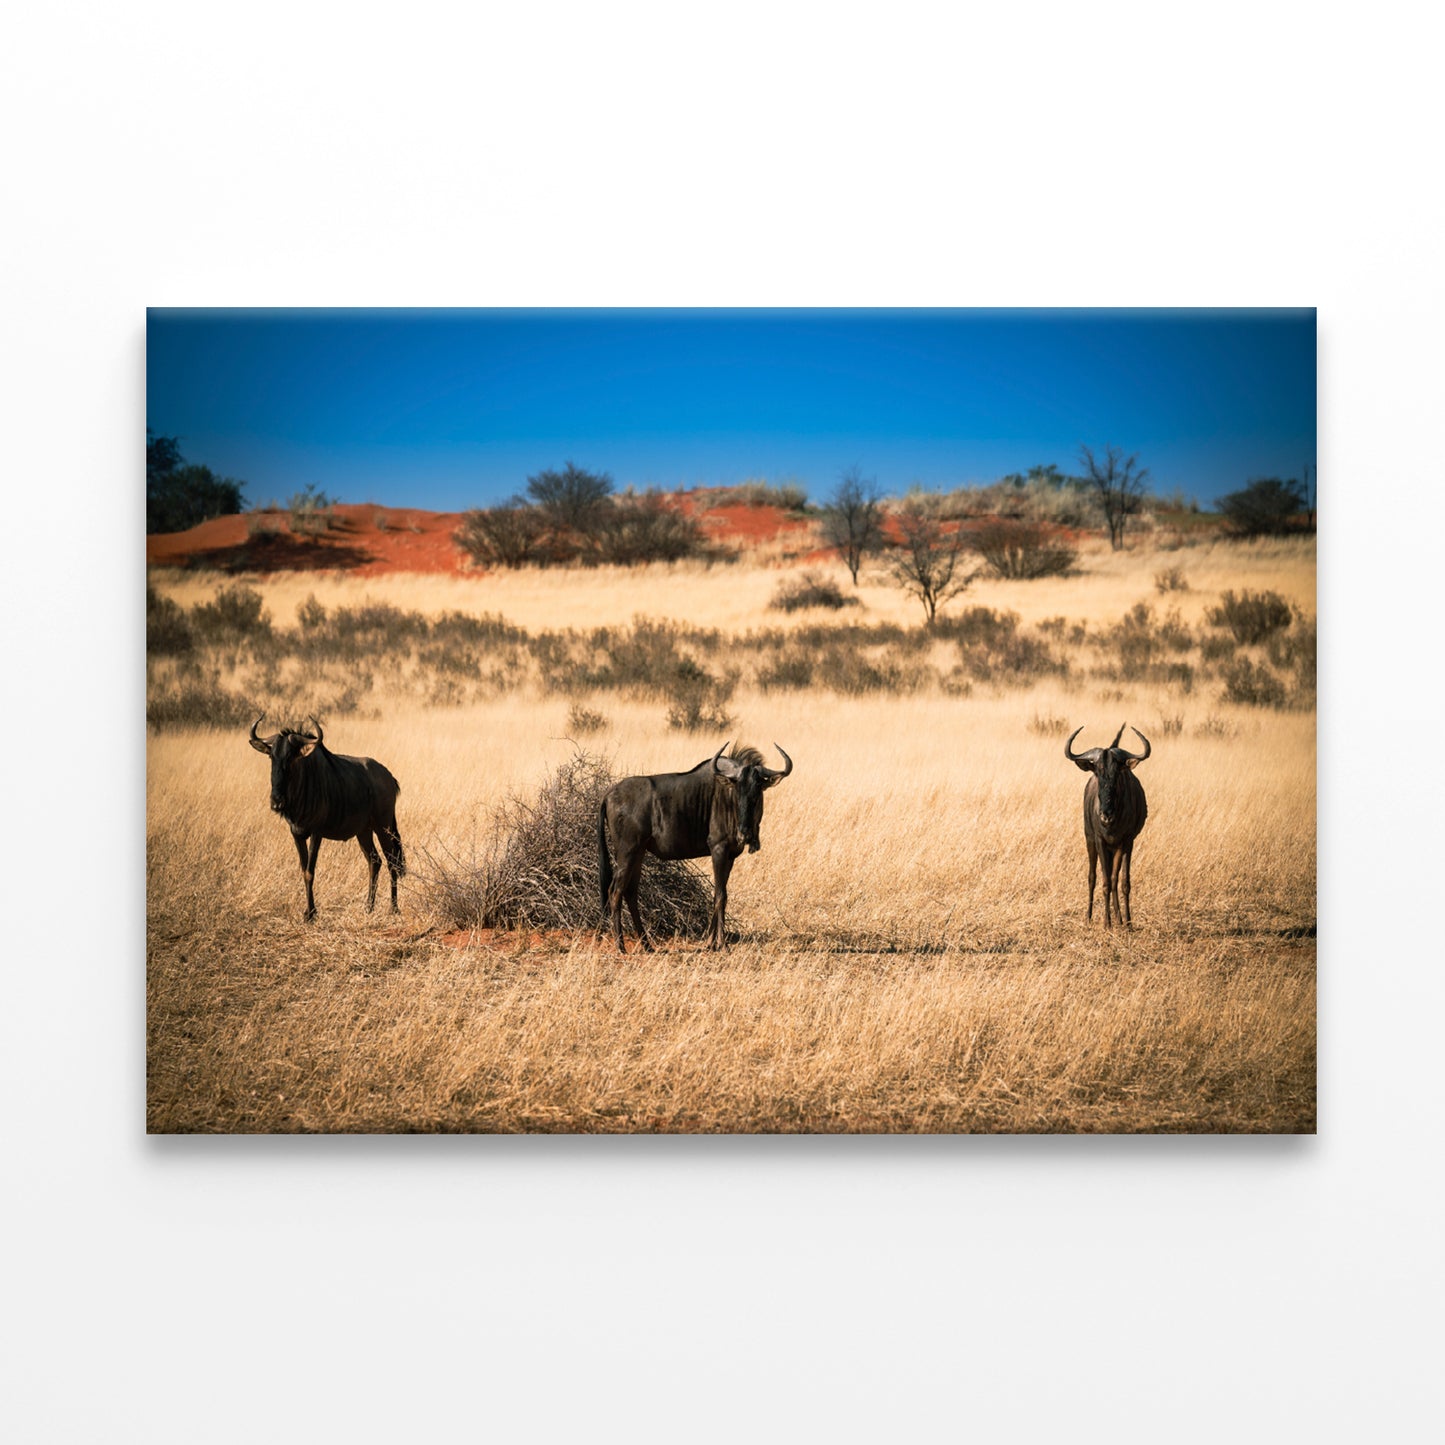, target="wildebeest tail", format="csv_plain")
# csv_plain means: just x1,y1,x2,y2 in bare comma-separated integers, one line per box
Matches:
381,823,407,878
597,800,612,914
